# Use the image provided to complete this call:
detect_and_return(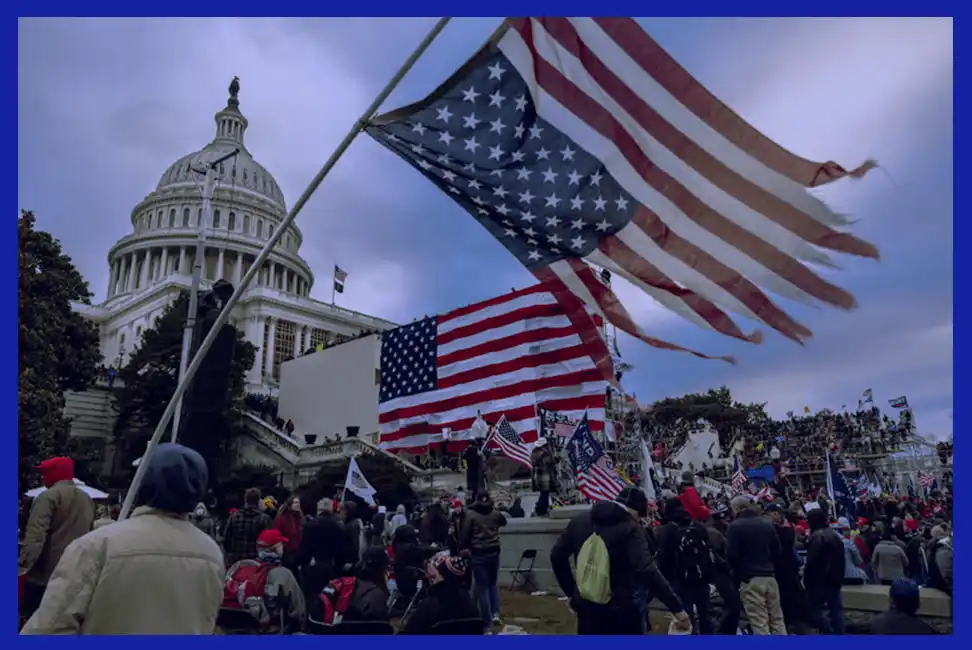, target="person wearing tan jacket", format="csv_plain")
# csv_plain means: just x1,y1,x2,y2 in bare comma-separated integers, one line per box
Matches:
18,457,95,624
21,443,225,635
